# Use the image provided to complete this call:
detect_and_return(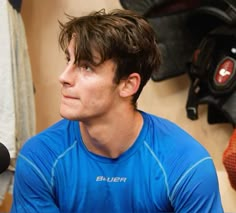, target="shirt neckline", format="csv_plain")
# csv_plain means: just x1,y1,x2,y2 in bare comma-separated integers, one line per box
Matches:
73,111,149,164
